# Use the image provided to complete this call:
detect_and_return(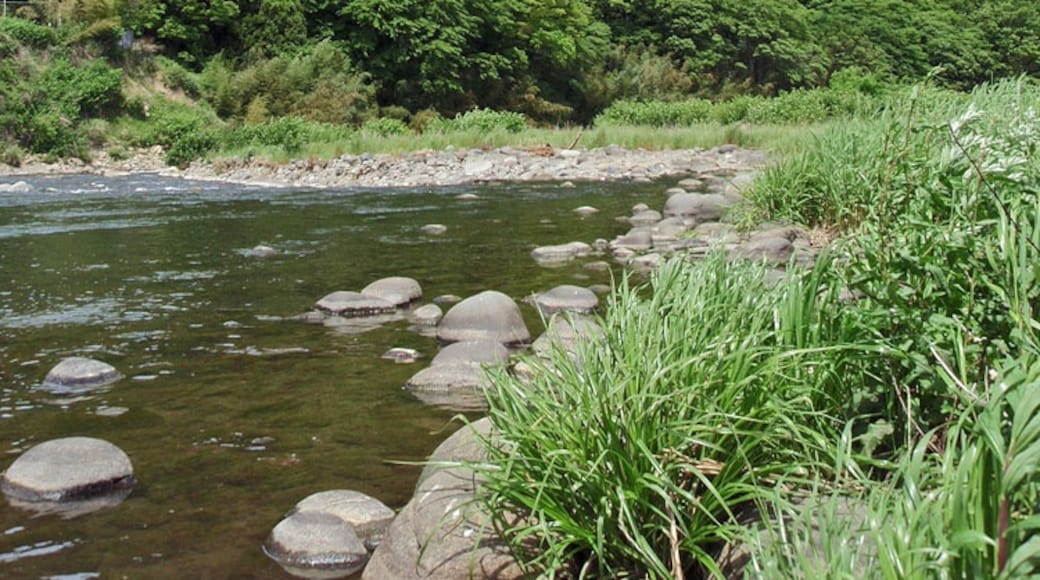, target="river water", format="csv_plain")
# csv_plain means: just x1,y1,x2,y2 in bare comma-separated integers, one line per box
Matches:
0,173,654,577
